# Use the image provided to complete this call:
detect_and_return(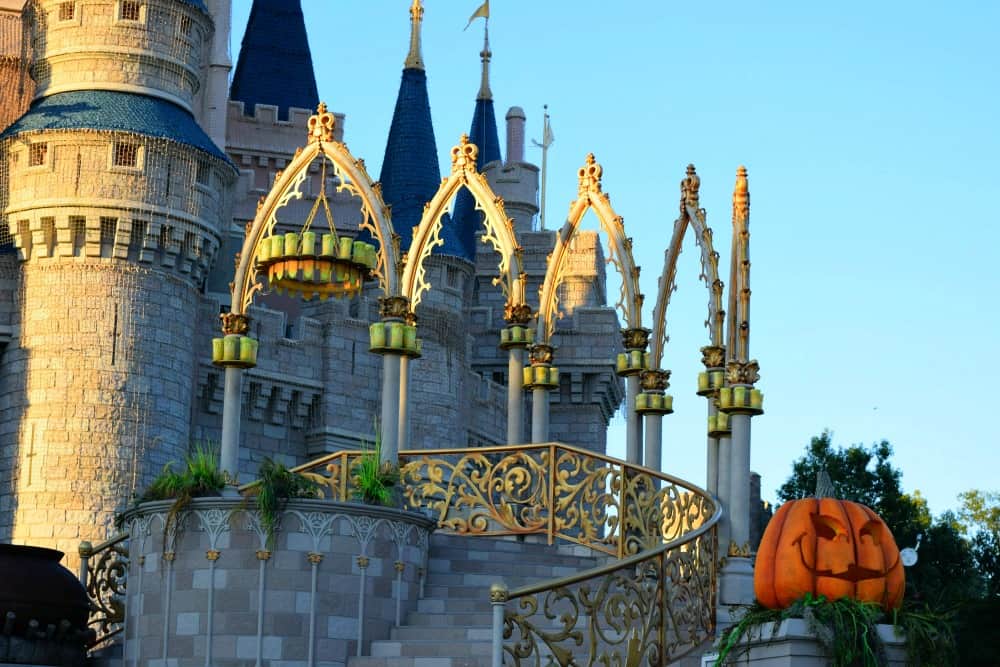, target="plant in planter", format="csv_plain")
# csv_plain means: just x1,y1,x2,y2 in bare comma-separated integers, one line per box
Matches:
351,428,399,506
138,443,226,543
243,458,320,548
